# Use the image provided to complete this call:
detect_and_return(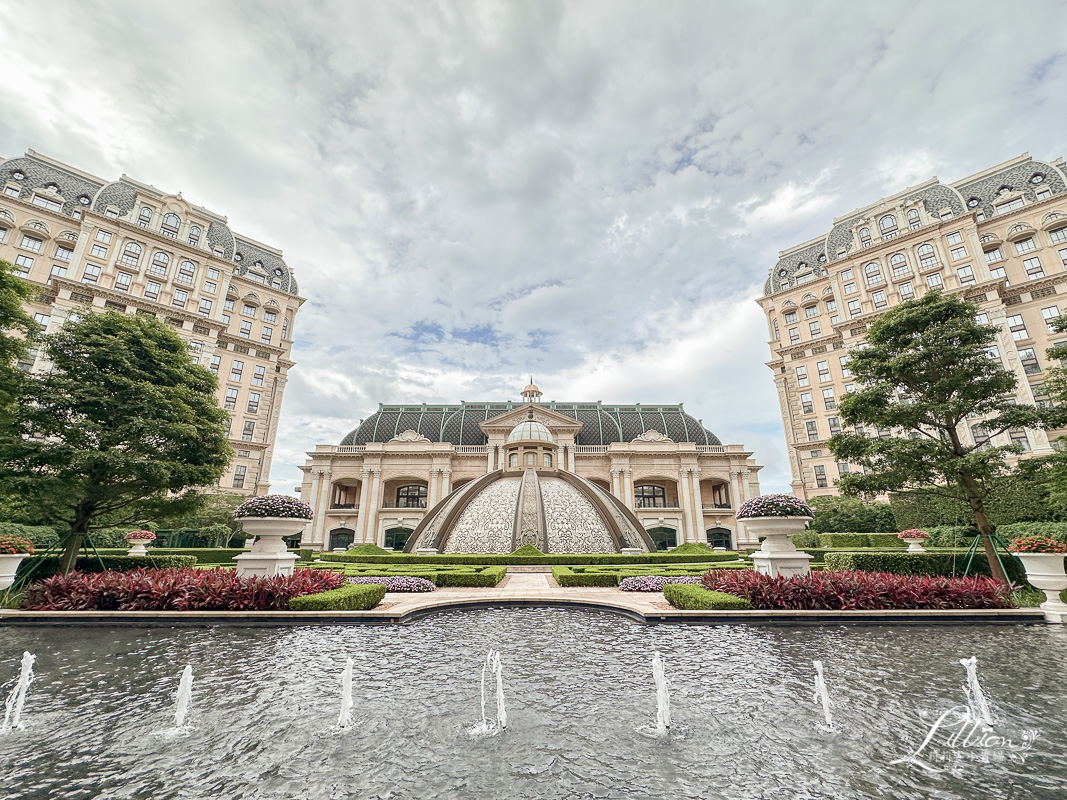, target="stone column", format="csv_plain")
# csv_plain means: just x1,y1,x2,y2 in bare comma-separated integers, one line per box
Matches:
362,468,382,545
677,470,694,543
610,468,622,498
301,471,323,546
355,467,372,540
487,446,493,473
622,468,634,508
689,467,704,545
729,469,742,511
427,468,440,509
441,469,452,498
567,444,576,472
313,469,331,547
